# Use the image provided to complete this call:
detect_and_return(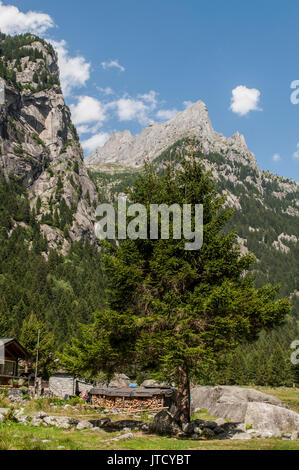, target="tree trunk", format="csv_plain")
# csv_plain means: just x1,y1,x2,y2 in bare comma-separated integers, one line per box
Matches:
174,365,191,426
